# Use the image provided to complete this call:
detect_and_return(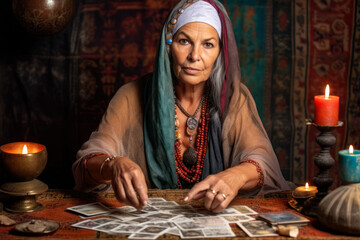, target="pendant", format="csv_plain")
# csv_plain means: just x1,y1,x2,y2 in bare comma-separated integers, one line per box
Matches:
186,127,196,136
187,116,198,130
183,147,197,167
